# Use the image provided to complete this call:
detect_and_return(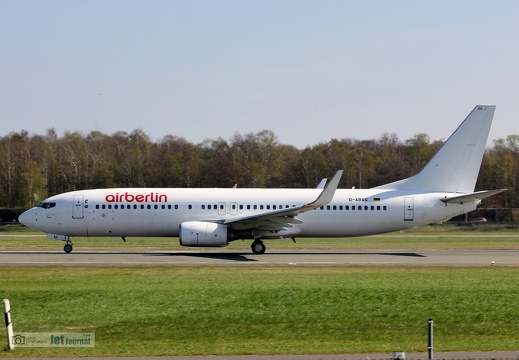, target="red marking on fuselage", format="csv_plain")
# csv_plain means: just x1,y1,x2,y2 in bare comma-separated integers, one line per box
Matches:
105,192,168,203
